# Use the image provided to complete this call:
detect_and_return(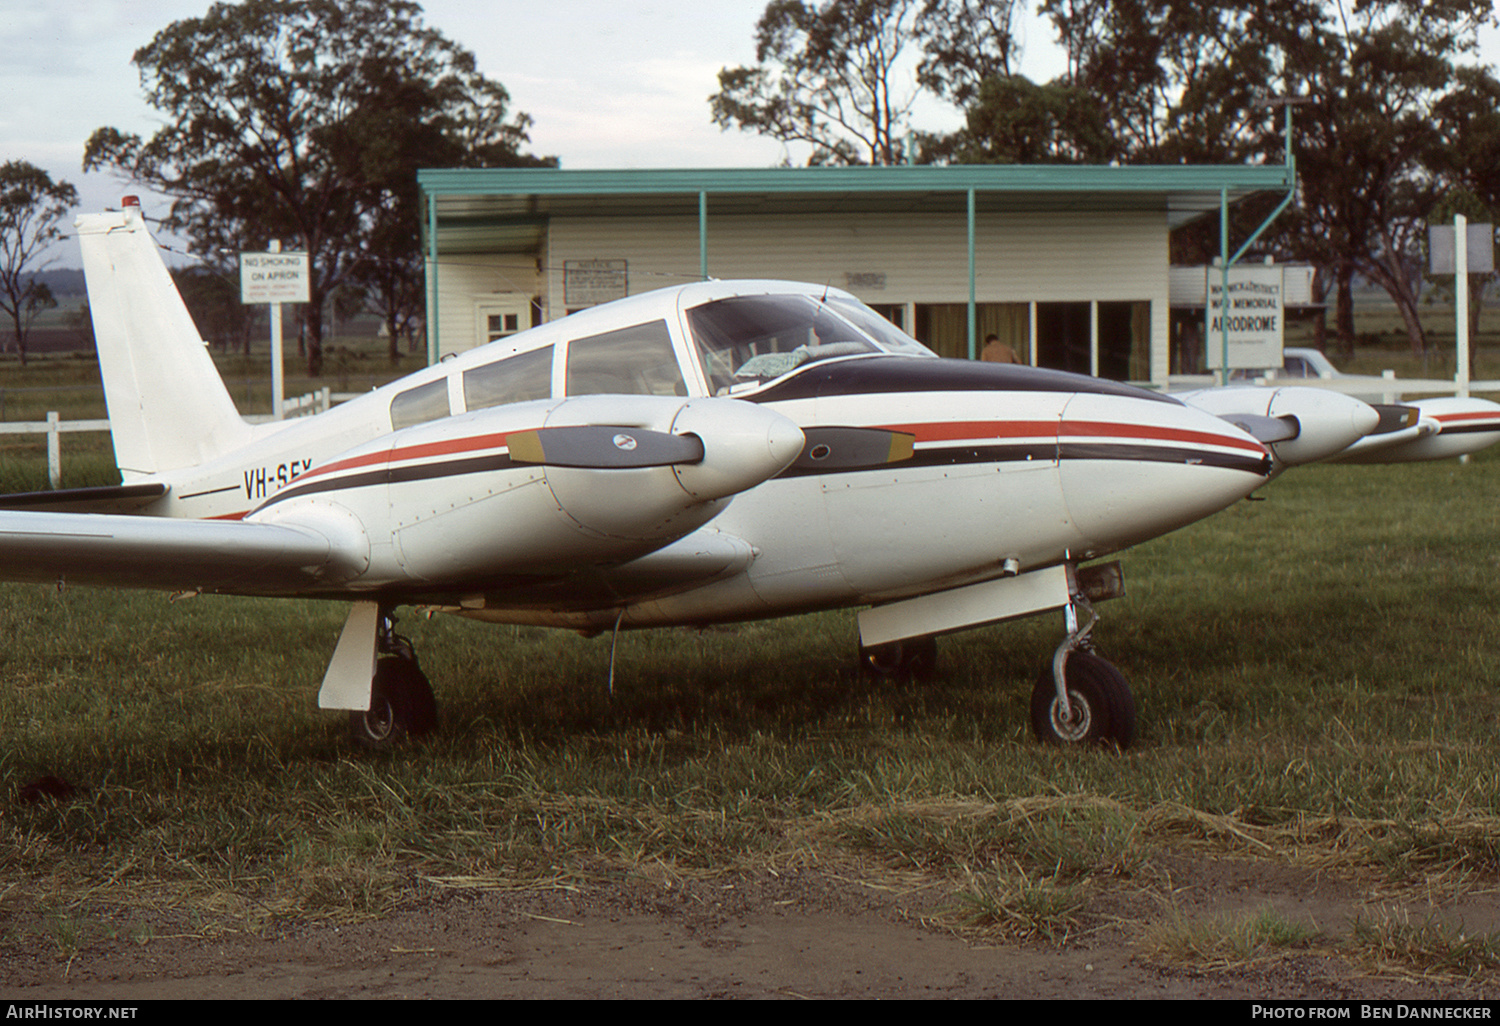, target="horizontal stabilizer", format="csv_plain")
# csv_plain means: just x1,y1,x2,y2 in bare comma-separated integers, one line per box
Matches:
0,482,167,514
